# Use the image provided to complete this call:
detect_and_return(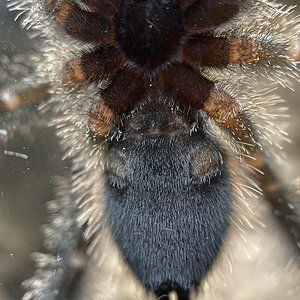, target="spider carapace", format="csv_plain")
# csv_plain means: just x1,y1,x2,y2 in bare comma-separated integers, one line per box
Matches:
2,0,300,299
